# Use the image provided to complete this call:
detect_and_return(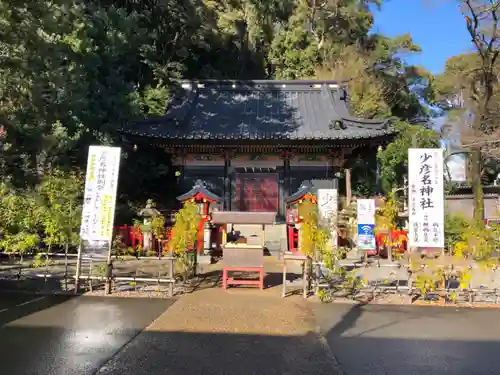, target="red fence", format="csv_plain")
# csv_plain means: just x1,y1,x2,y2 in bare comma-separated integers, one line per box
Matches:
115,210,177,253
116,225,172,253
375,230,408,253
